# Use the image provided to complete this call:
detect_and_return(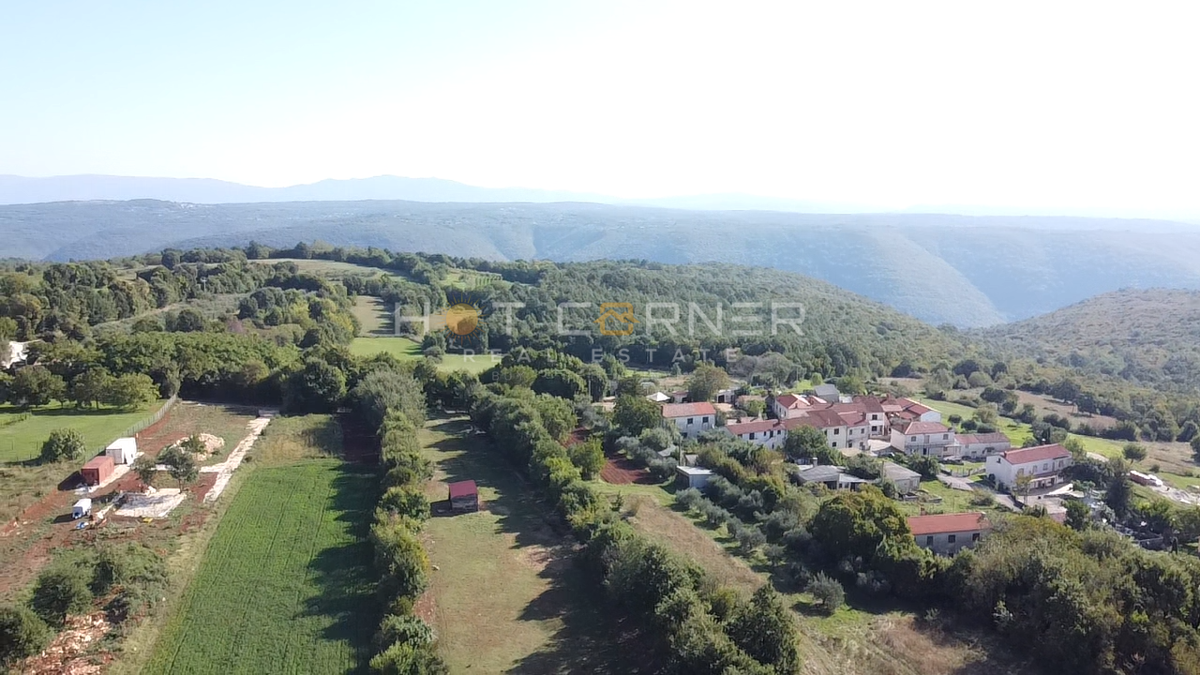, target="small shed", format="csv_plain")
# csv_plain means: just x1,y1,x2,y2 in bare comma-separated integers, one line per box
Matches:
72,499,92,519
81,455,115,486
106,437,138,465
676,466,714,490
448,480,479,513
